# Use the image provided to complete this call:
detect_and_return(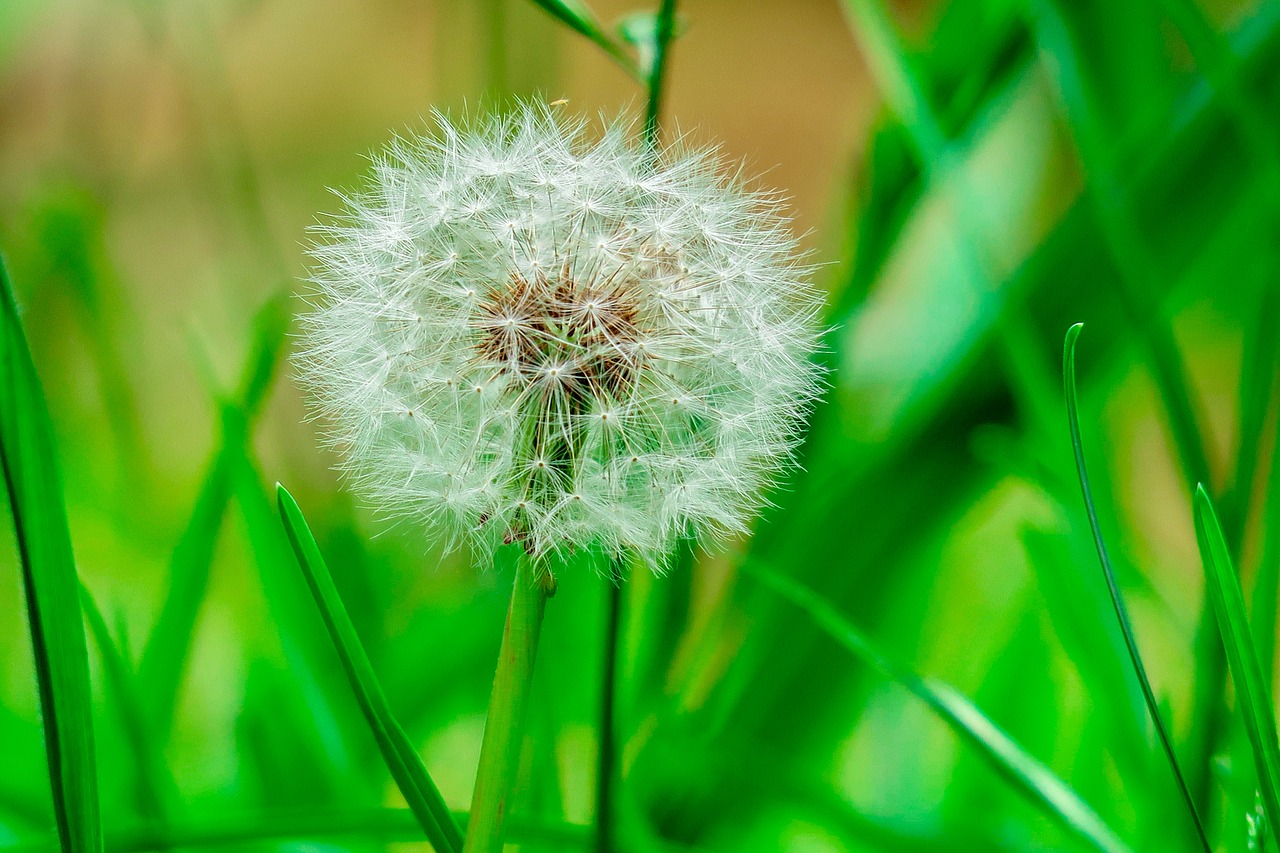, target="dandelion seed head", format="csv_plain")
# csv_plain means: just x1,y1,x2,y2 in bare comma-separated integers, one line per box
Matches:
296,102,824,567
